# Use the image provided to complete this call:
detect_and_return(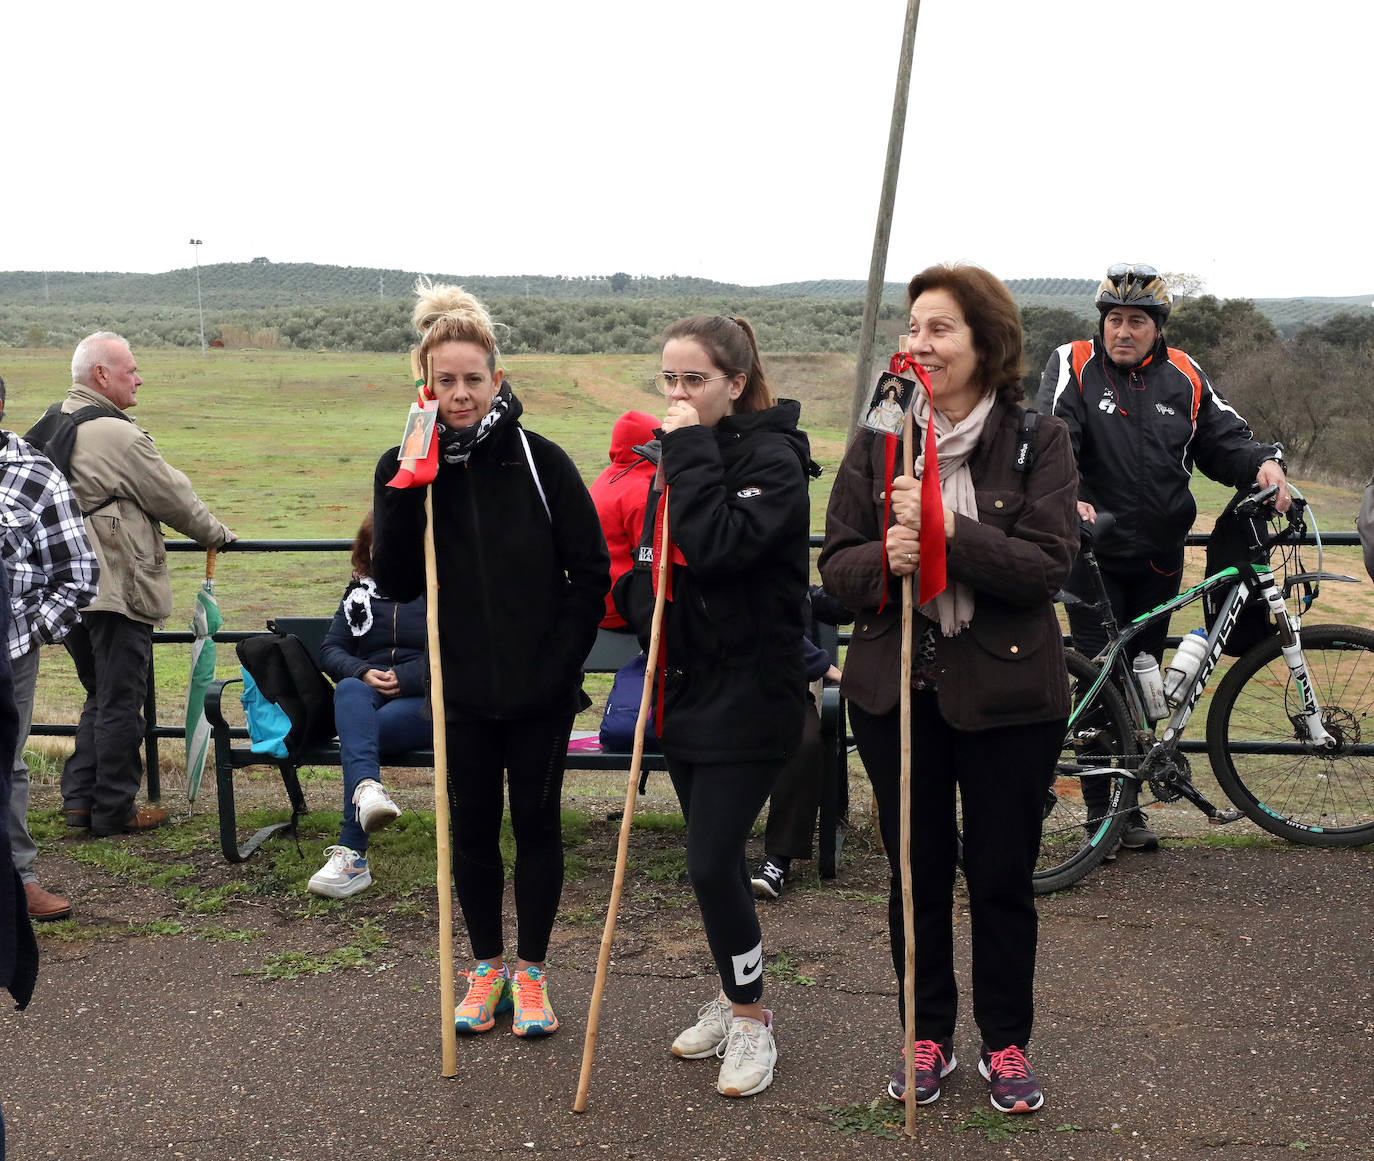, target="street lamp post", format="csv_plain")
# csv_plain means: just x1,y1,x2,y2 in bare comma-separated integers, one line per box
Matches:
190,238,206,356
